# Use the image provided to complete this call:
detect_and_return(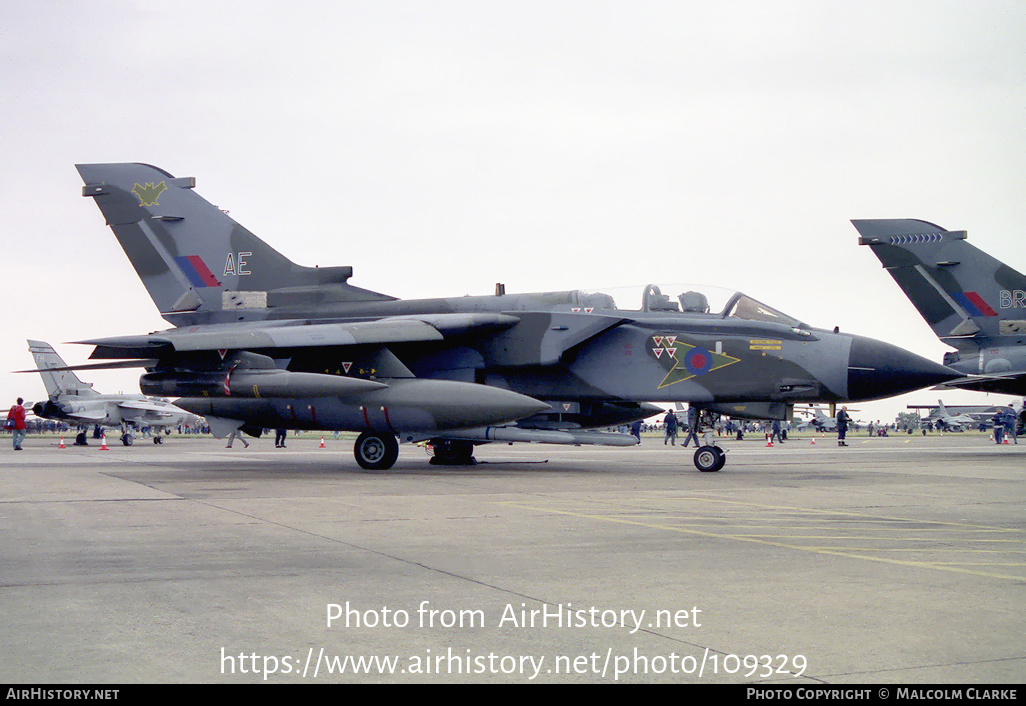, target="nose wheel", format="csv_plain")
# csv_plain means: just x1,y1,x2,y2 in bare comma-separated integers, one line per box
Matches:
689,407,726,471
693,445,725,472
